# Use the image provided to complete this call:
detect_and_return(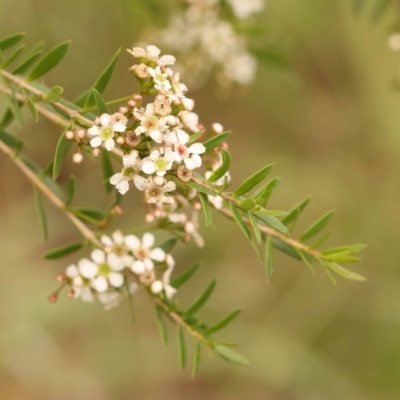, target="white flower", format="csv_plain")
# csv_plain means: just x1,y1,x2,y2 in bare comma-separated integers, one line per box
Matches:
110,152,147,194
179,111,199,132
88,113,126,151
164,129,205,170
141,149,176,176
148,66,172,92
98,283,138,311
134,103,168,143
144,176,177,204
125,233,166,274
100,230,134,269
151,254,177,299
65,264,94,302
224,52,257,85
227,0,264,20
